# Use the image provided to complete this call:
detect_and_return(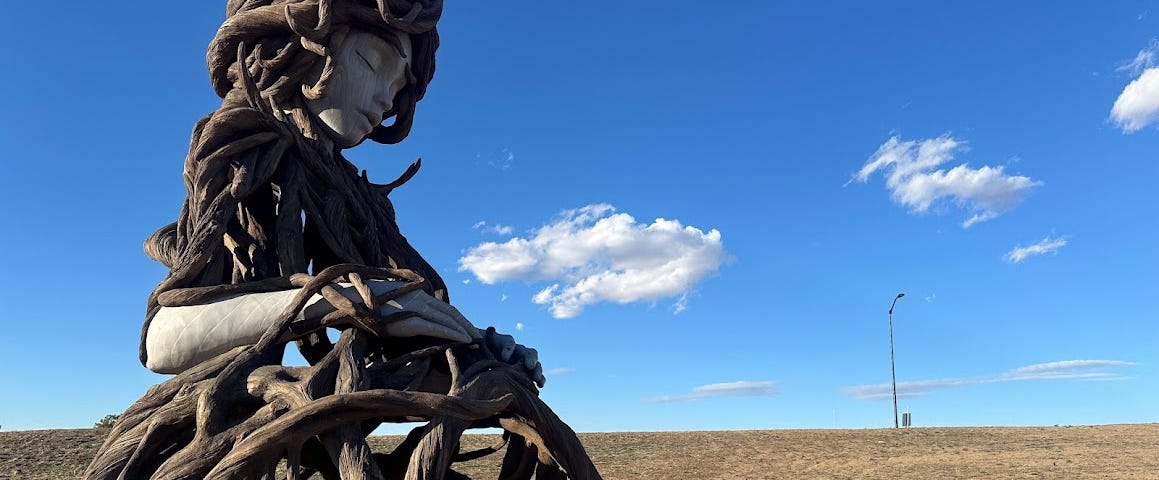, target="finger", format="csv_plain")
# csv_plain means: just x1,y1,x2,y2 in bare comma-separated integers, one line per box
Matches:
425,299,482,339
380,289,479,340
521,347,539,372
388,292,469,338
433,301,482,338
533,364,545,388
366,279,416,297
384,316,472,343
486,332,516,362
